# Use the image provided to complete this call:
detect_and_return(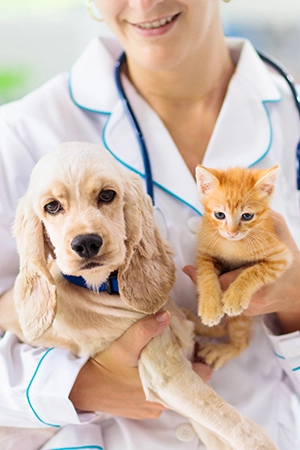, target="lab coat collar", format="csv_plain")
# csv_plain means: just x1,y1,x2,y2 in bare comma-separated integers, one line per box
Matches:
203,38,282,168
69,37,282,214
70,37,122,113
70,37,202,213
